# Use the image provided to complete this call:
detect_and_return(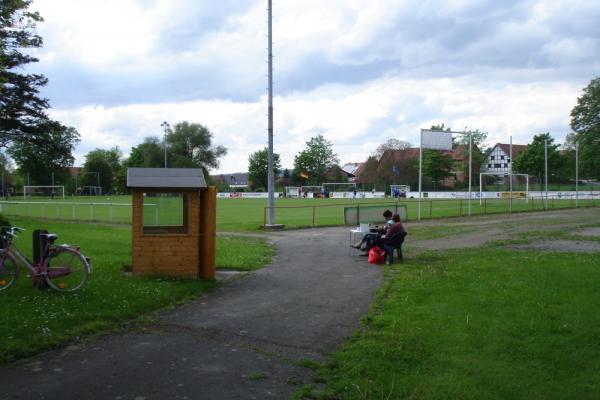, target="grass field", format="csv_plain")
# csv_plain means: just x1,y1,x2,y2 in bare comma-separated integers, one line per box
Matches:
295,213,600,399
1,195,599,230
0,216,274,362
